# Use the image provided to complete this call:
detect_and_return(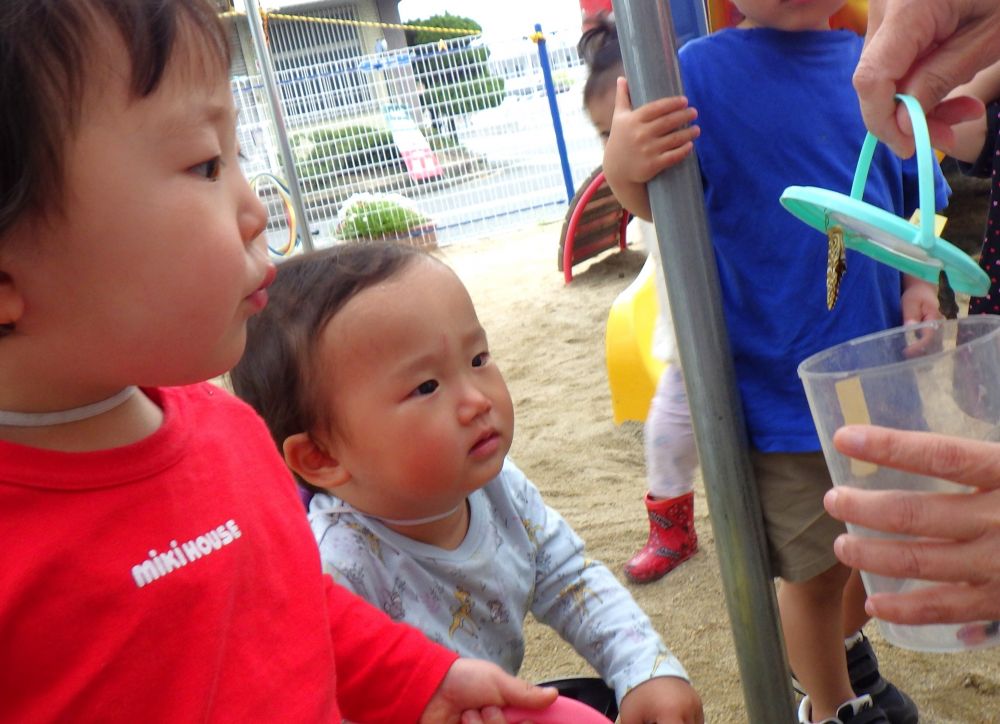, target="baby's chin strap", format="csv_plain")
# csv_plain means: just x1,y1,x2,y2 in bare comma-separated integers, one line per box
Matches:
322,500,465,526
